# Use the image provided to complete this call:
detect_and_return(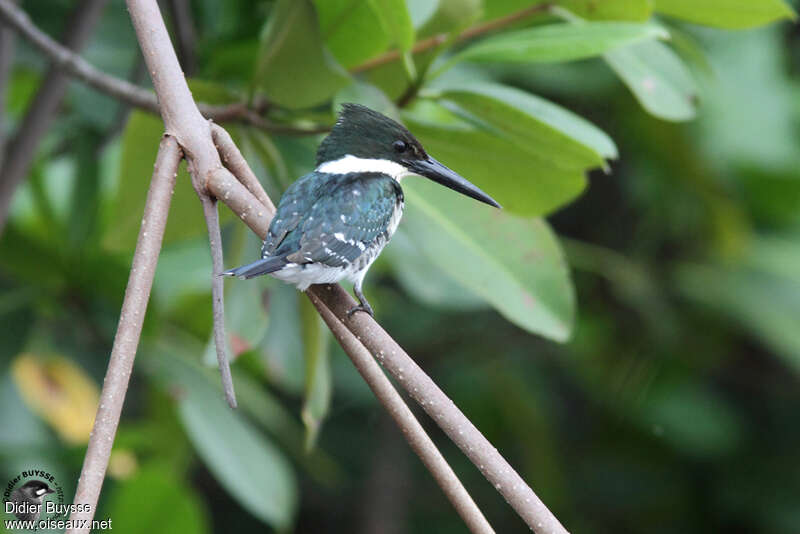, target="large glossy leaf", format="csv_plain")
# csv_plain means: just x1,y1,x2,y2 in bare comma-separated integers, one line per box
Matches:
299,296,331,450
369,0,415,51
314,0,390,68
438,81,617,168
401,179,575,341
261,284,305,393
256,0,349,108
385,229,487,310
154,347,298,529
654,0,795,29
605,40,698,122
451,22,667,65
402,102,587,216
103,111,198,252
106,469,210,534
